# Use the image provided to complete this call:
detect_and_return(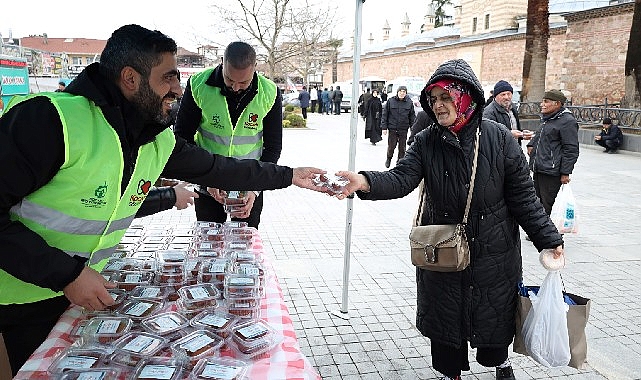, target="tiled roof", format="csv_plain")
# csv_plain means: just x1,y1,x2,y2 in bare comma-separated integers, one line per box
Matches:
19,37,106,55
